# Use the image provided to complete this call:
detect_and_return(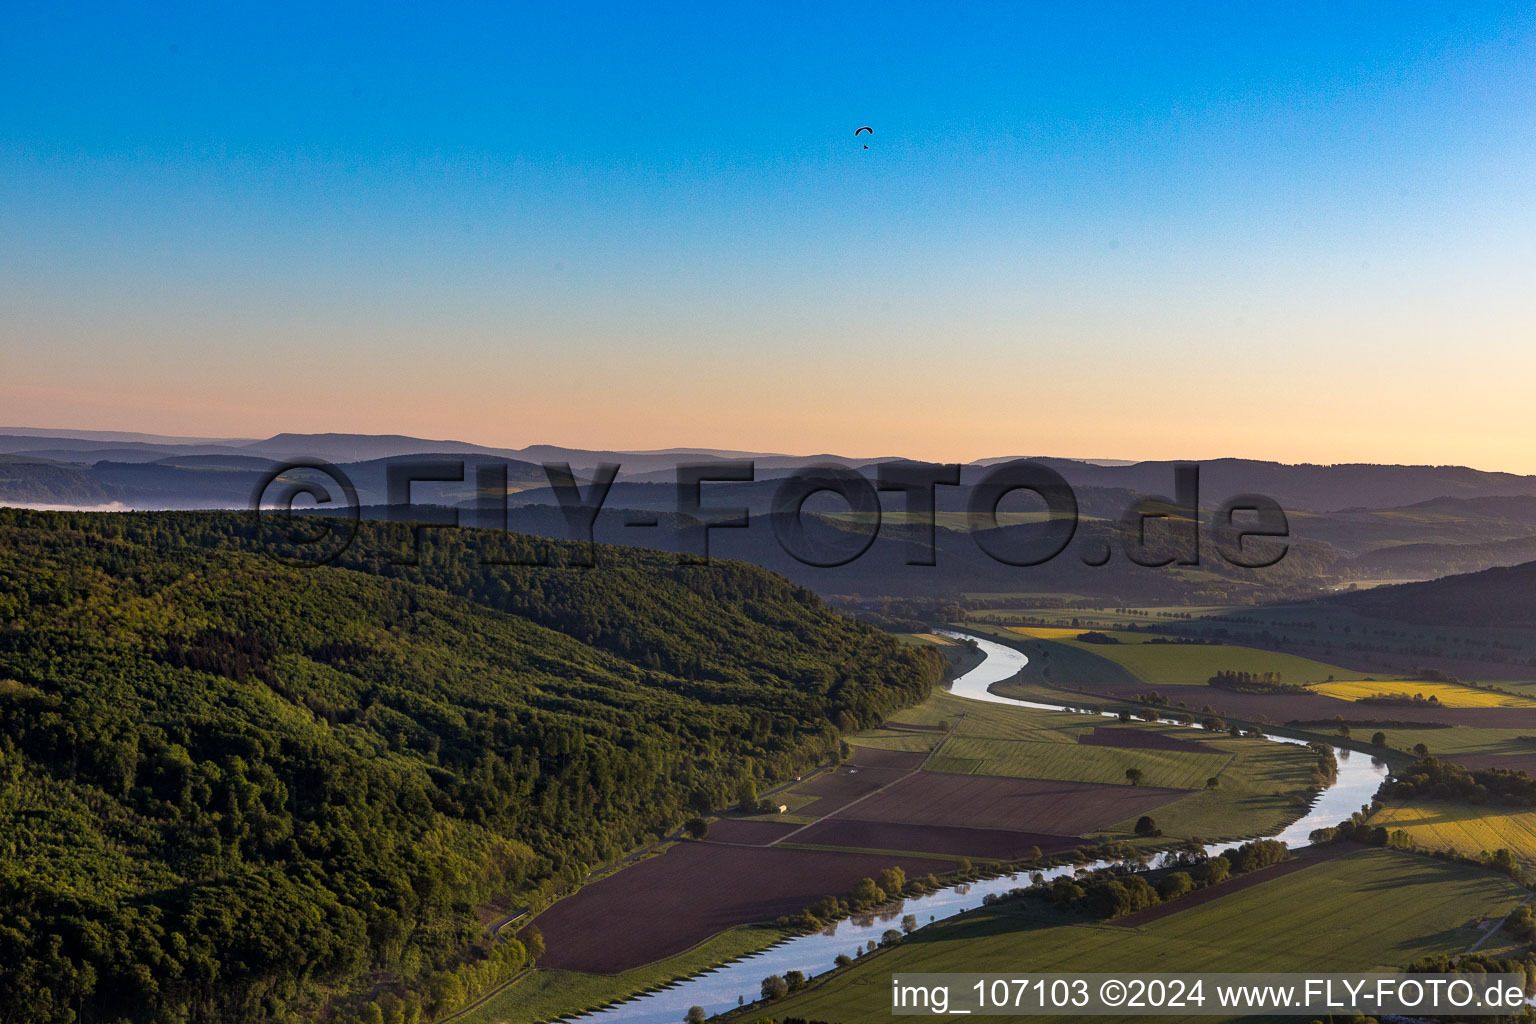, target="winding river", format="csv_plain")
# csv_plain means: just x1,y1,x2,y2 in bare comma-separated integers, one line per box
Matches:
556,631,1389,1023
